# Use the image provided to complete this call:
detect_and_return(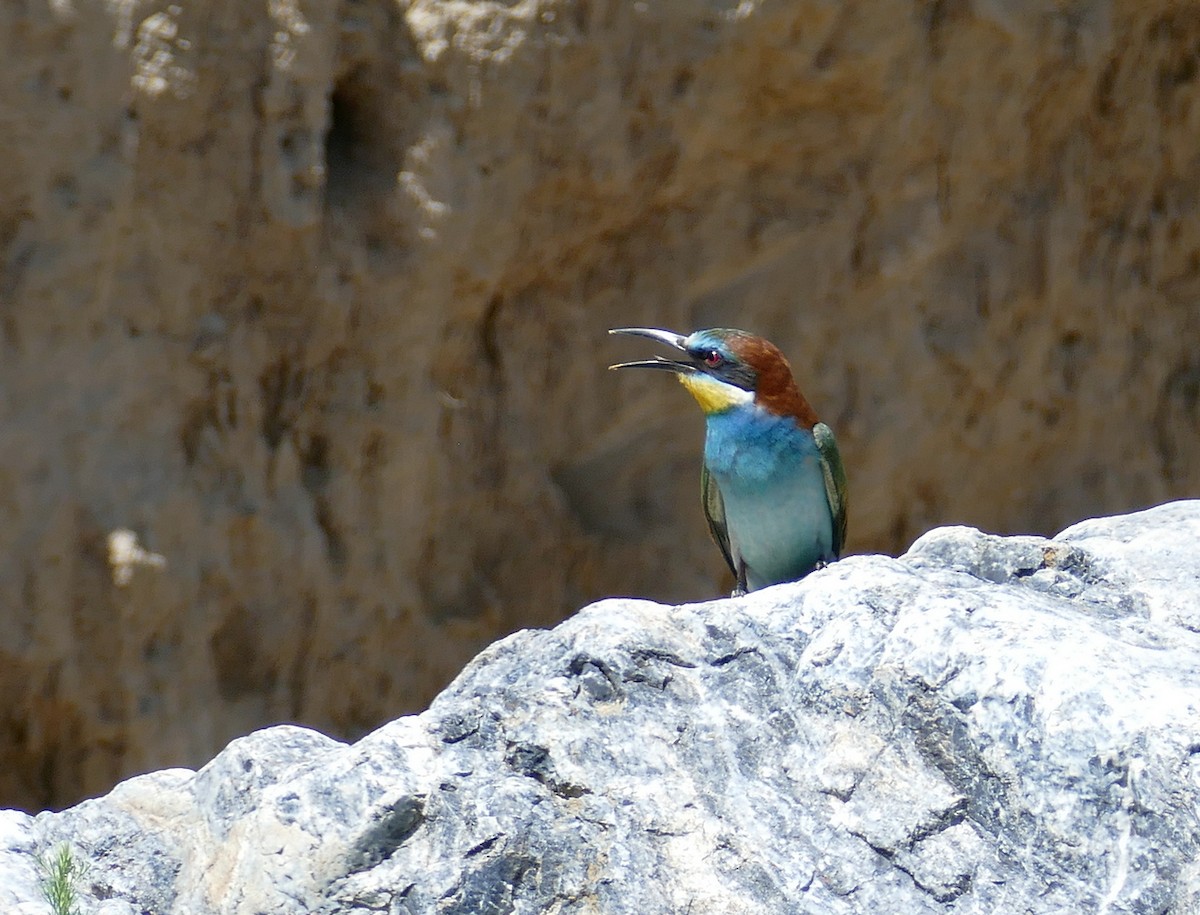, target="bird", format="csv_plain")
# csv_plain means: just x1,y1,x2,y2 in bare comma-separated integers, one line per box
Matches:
609,326,847,595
